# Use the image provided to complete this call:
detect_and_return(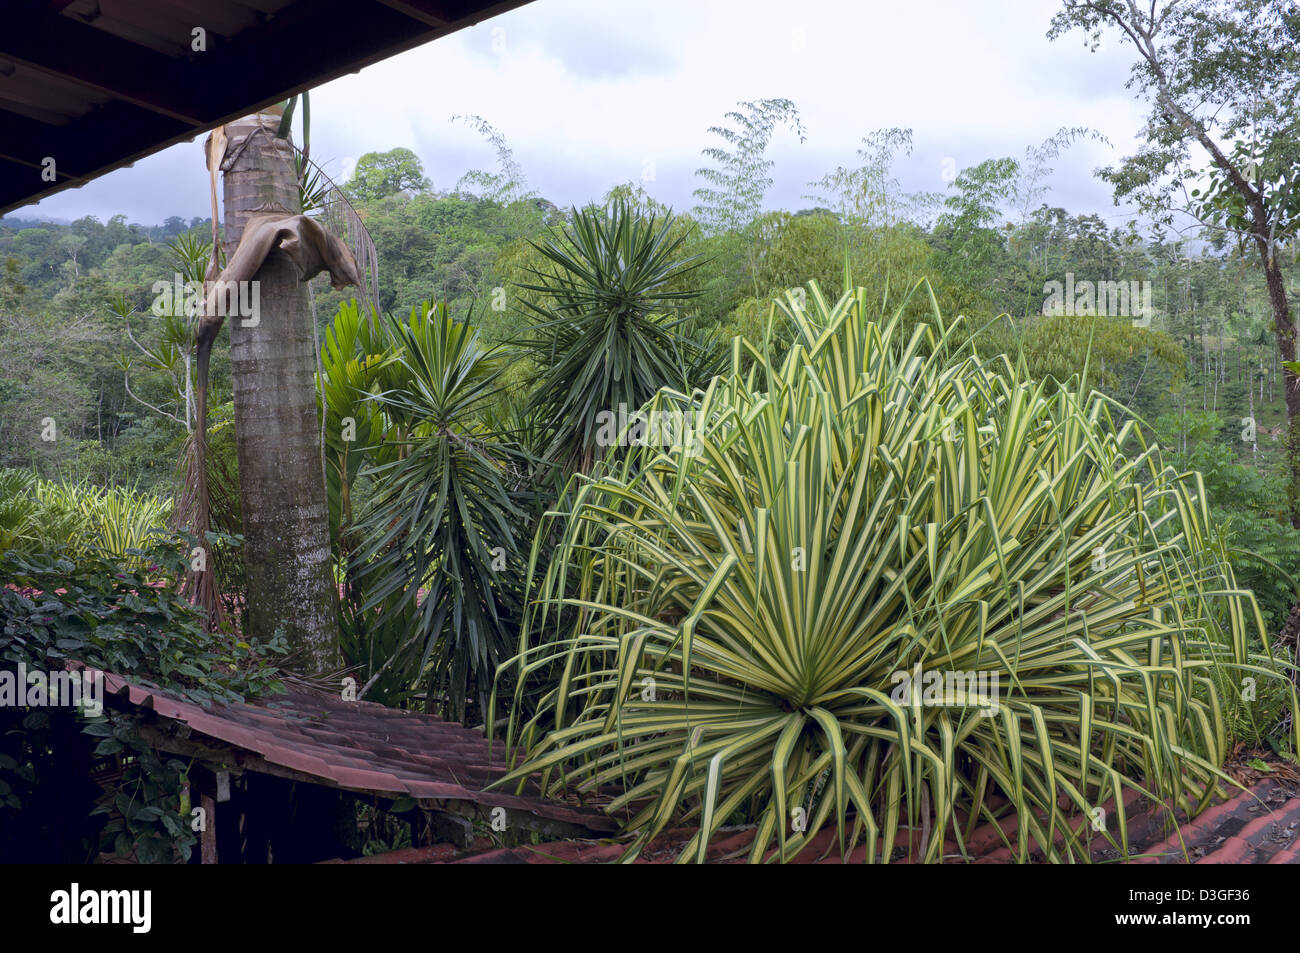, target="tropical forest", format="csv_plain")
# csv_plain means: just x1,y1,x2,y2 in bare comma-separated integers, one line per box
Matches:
1,0,1299,878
